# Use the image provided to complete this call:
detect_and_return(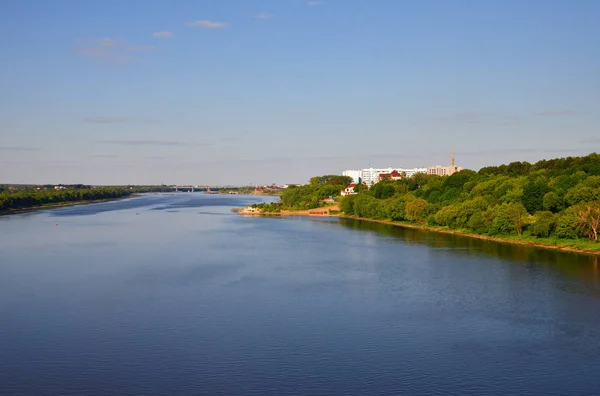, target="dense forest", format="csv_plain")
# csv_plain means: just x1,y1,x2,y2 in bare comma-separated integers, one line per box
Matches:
339,153,600,246
0,187,133,212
